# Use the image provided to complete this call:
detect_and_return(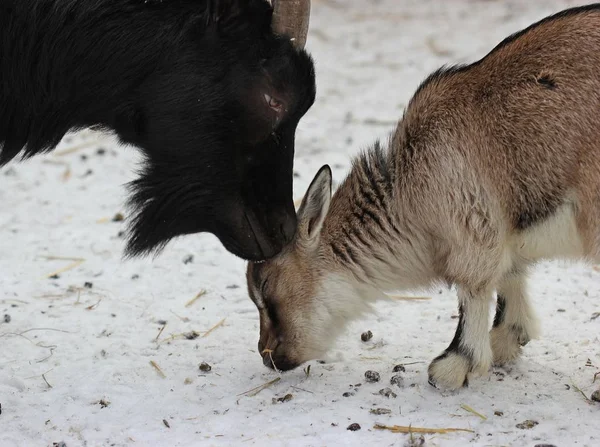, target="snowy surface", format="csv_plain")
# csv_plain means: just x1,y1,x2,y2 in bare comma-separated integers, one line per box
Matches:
1,1,599,446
